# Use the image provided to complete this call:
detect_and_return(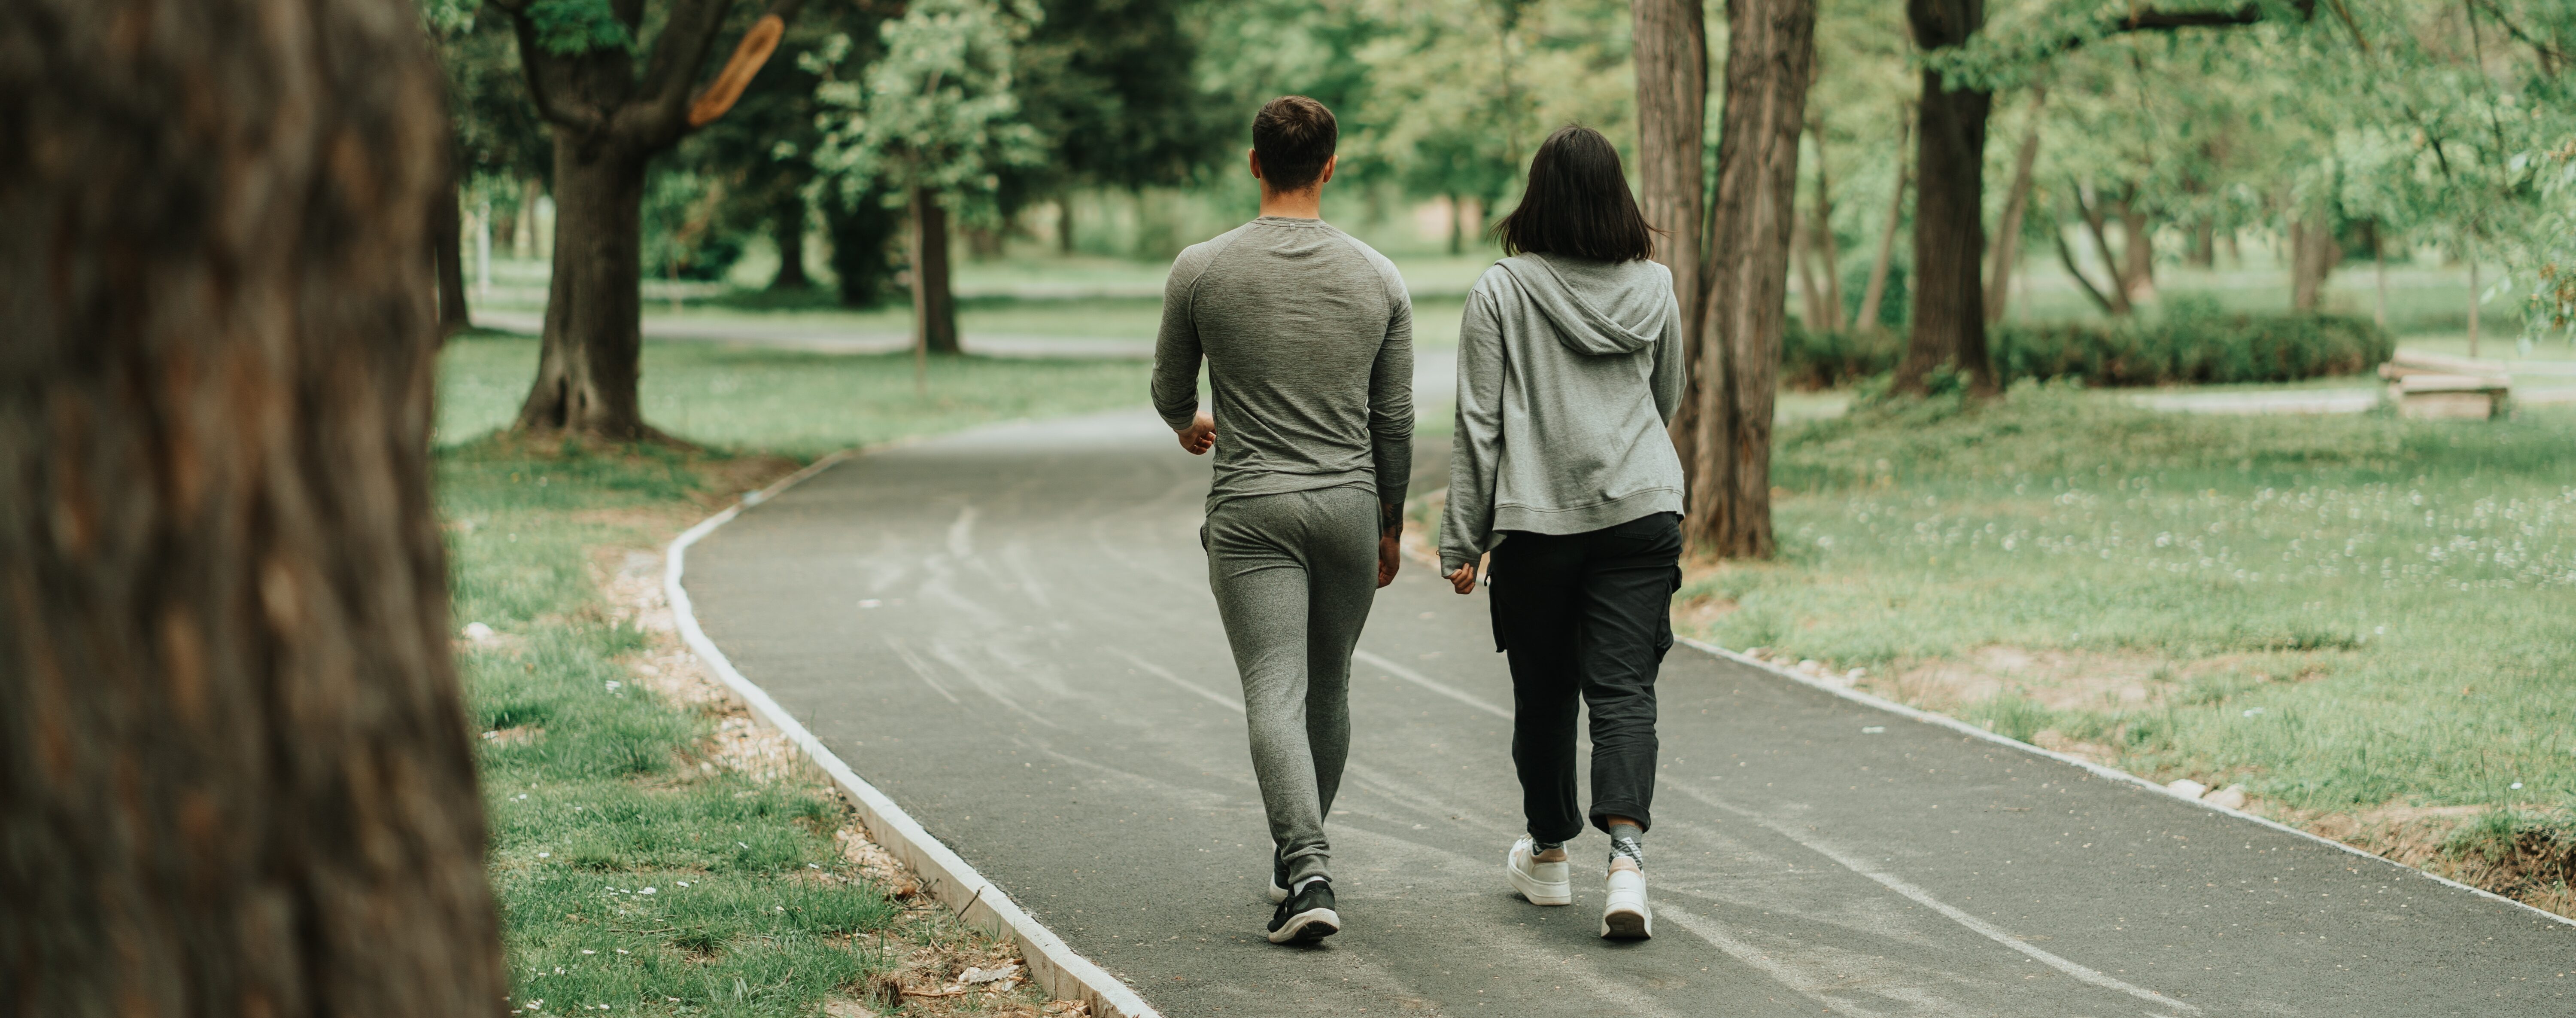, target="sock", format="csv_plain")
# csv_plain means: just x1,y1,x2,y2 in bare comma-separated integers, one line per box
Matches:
1531,837,1565,854
1607,822,1645,870
1291,875,1328,895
